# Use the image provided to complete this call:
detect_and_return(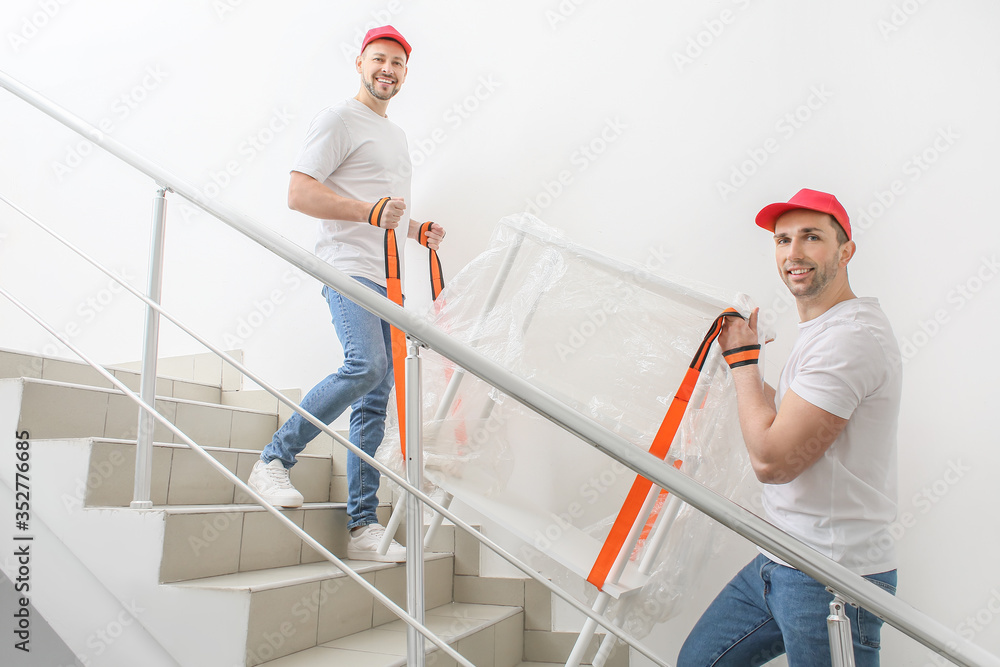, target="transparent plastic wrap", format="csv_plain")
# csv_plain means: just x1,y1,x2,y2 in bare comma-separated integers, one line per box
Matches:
377,213,762,634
